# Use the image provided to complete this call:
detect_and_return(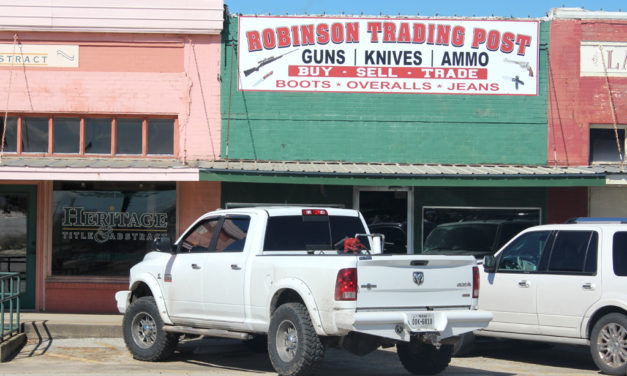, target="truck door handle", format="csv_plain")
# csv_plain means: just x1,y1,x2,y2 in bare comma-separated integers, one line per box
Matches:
583,283,595,290
231,264,241,270
518,280,530,288
191,264,201,269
